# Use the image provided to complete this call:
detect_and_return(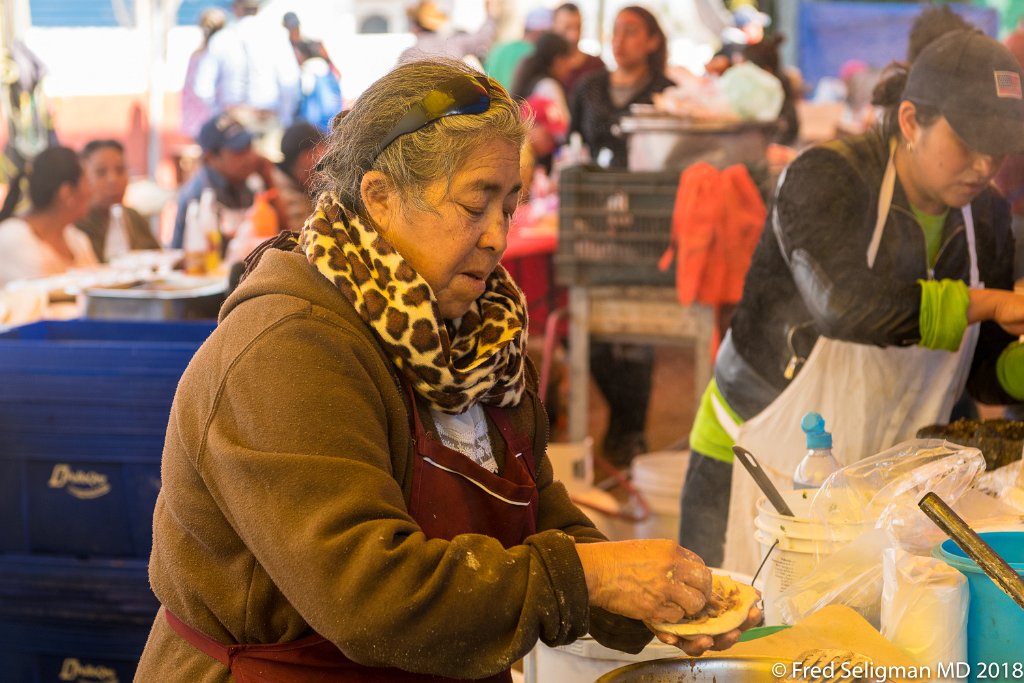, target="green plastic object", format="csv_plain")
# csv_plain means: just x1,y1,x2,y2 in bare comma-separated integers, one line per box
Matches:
738,625,791,642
